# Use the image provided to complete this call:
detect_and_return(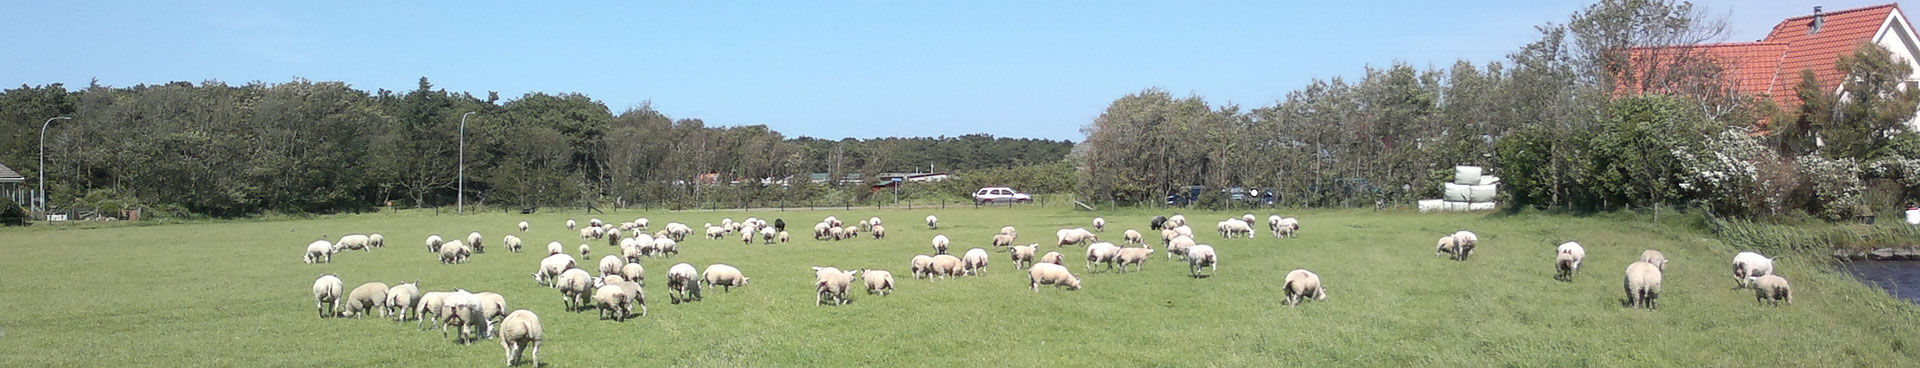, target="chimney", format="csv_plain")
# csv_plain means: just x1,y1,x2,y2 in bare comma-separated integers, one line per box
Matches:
1810,6,1825,35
